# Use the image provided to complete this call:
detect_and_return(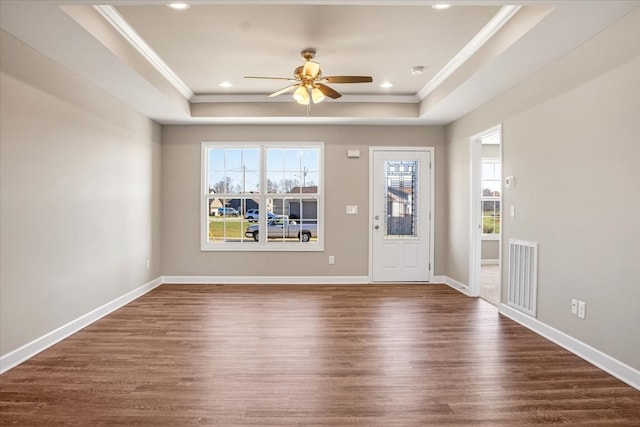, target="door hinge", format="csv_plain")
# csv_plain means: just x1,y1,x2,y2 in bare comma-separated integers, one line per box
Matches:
429,263,431,271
